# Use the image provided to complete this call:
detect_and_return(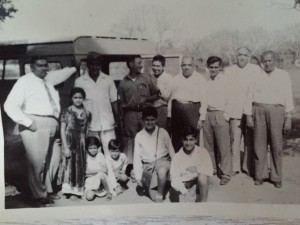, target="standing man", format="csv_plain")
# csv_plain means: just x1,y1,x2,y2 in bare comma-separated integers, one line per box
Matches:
225,47,262,176
74,52,119,154
4,56,76,206
118,55,159,165
199,56,232,185
245,51,293,188
134,106,175,202
168,56,207,151
151,55,173,130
